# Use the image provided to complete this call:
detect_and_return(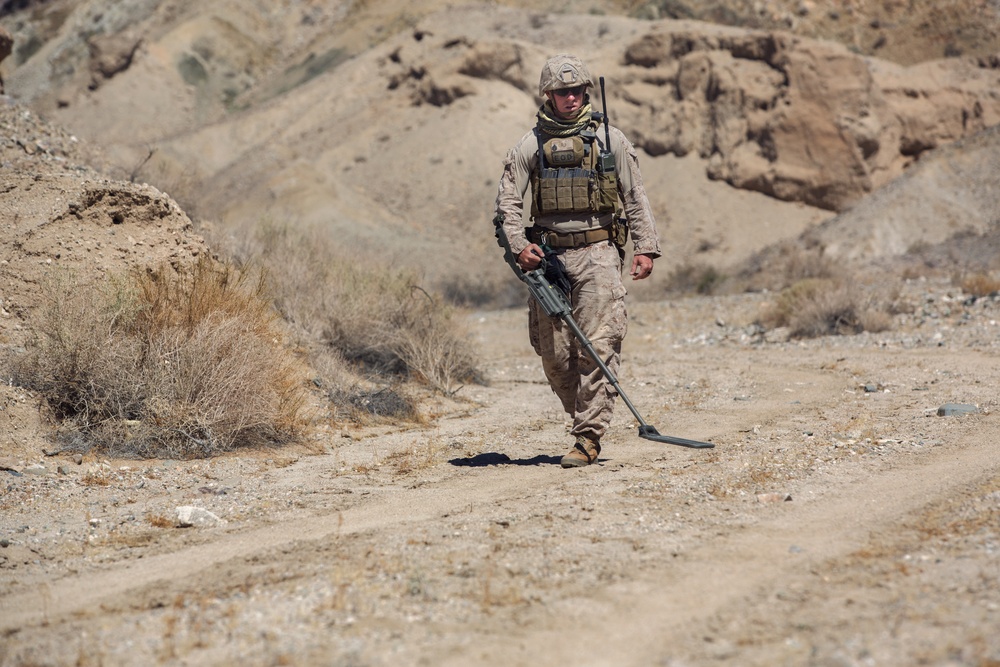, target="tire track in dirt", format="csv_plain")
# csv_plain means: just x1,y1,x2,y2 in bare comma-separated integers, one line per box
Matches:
451,418,1000,666
0,460,560,633
0,348,827,636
